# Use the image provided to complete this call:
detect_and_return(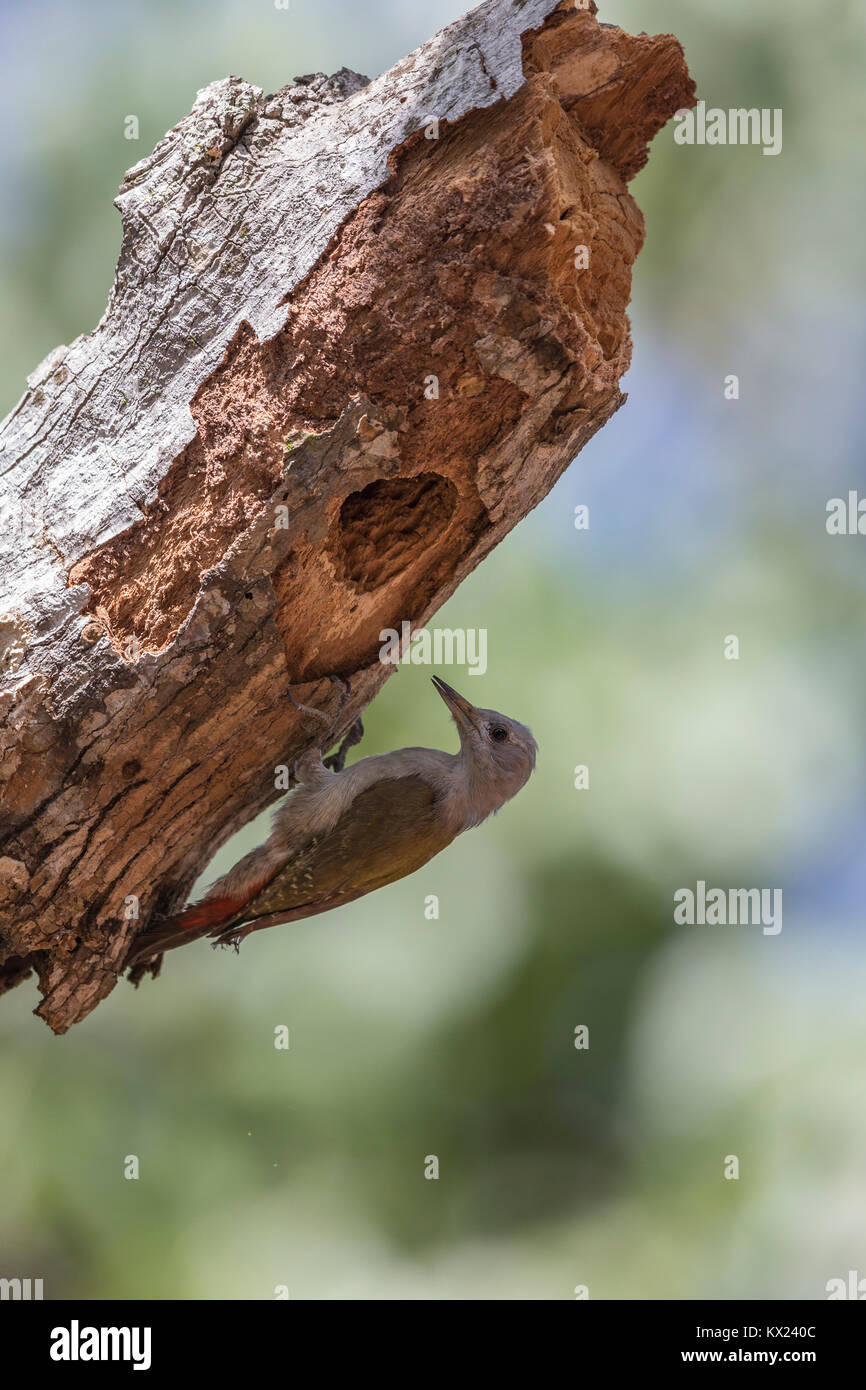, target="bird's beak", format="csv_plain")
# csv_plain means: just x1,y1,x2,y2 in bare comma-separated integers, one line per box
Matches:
431,675,479,733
